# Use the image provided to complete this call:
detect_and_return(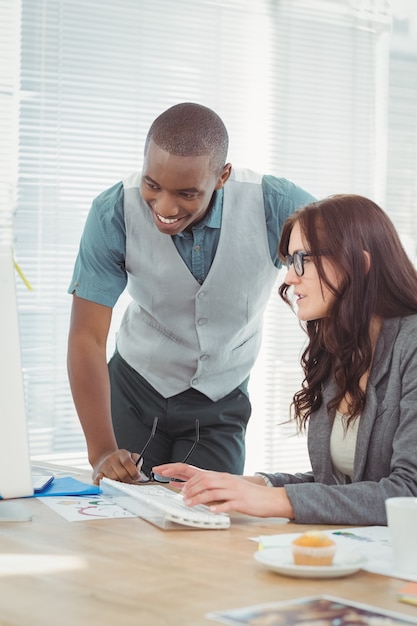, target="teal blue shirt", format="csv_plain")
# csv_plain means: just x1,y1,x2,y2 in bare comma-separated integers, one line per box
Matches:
68,174,315,307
